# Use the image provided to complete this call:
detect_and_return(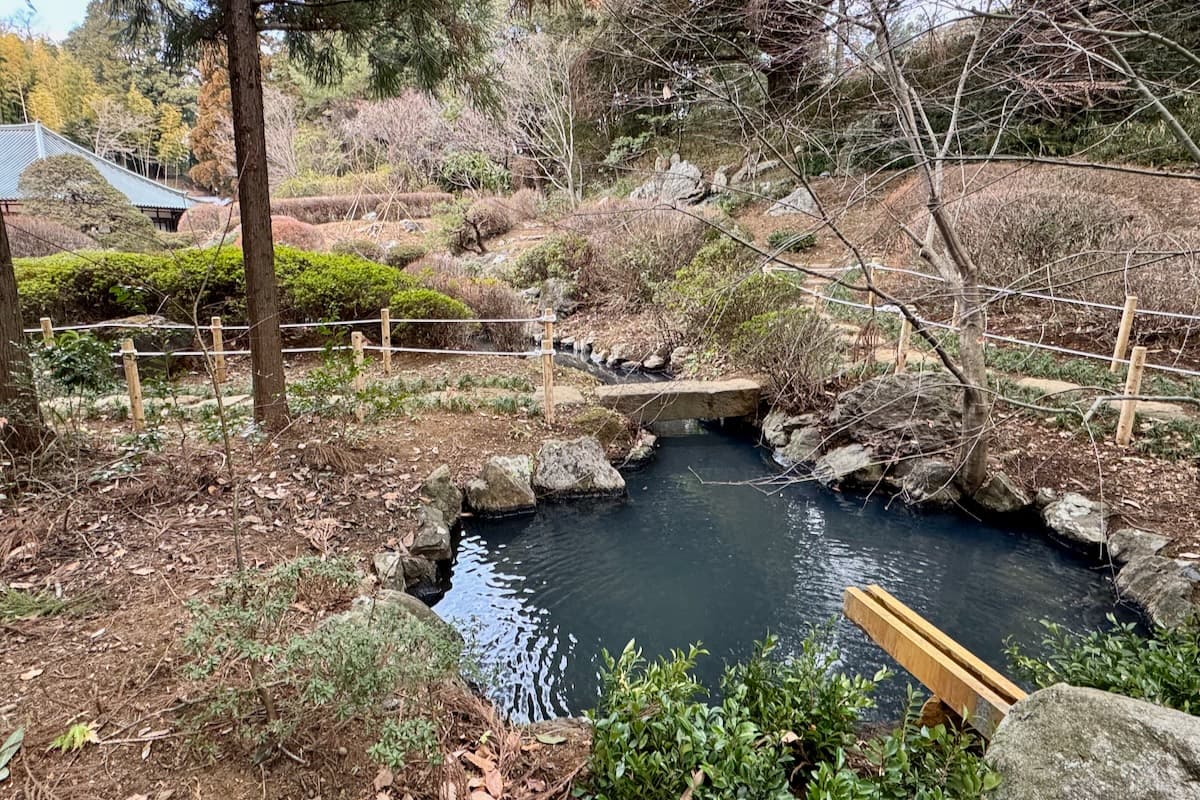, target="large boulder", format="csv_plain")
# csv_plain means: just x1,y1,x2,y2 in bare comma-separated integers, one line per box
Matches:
1115,555,1200,626
533,437,626,497
1040,492,1107,556
761,409,818,448
466,456,537,516
828,372,962,458
778,426,824,465
411,504,452,561
973,472,1031,514
767,185,818,217
1108,528,1169,566
373,550,436,591
986,683,1200,800
813,444,883,488
420,465,462,528
346,590,461,642
629,154,707,205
